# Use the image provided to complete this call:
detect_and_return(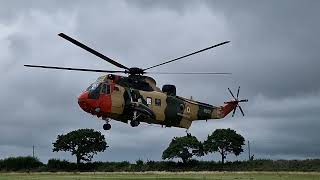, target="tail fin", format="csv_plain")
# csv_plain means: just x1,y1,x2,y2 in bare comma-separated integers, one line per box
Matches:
222,101,238,118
